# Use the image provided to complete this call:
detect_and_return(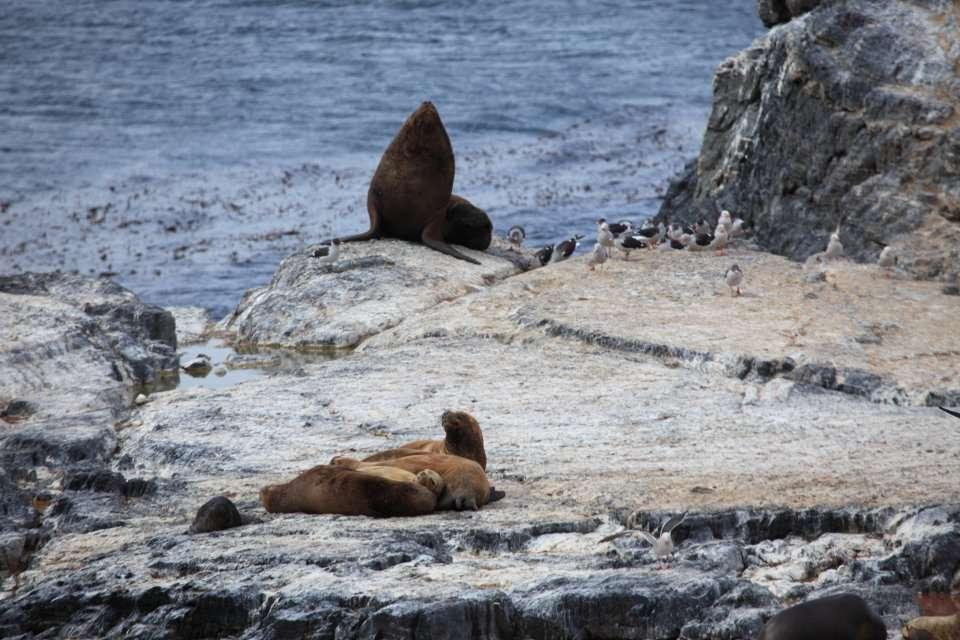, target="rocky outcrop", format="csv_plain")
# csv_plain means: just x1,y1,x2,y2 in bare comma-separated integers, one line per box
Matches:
219,237,540,349
659,0,960,281
757,0,823,28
